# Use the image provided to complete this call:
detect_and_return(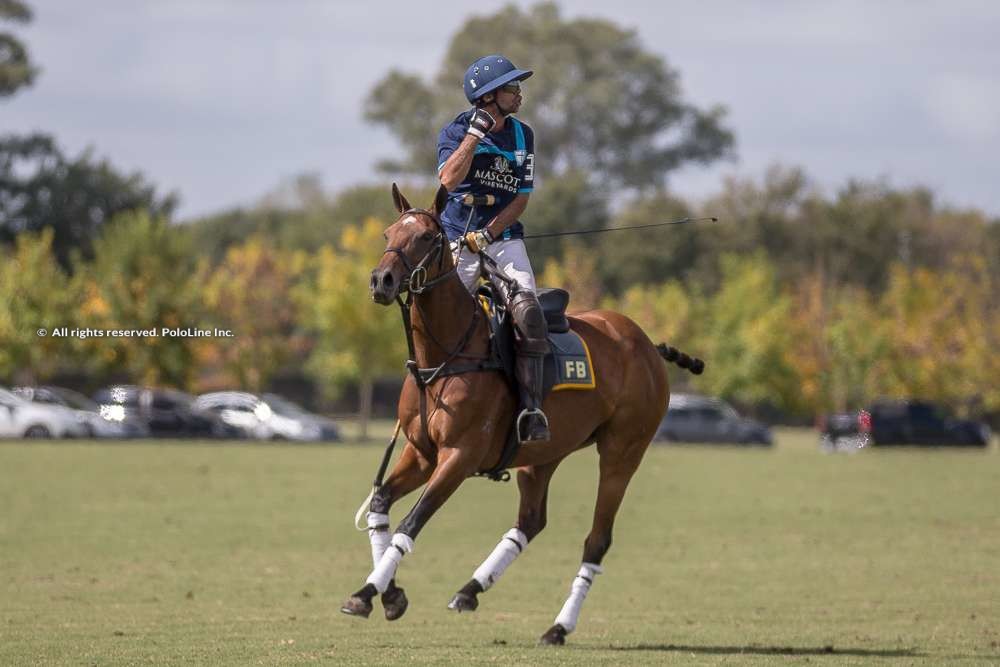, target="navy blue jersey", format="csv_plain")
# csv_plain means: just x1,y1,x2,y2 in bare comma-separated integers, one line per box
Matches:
437,111,535,241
